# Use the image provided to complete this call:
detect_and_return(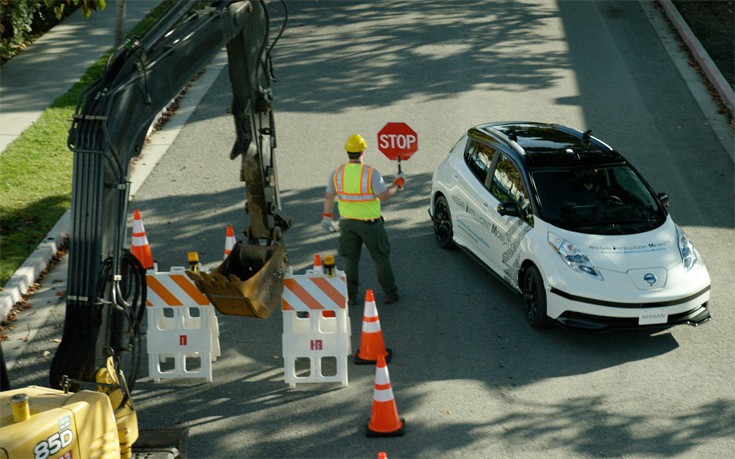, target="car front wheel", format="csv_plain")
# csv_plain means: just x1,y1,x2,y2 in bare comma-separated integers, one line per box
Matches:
523,265,549,329
433,195,455,250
